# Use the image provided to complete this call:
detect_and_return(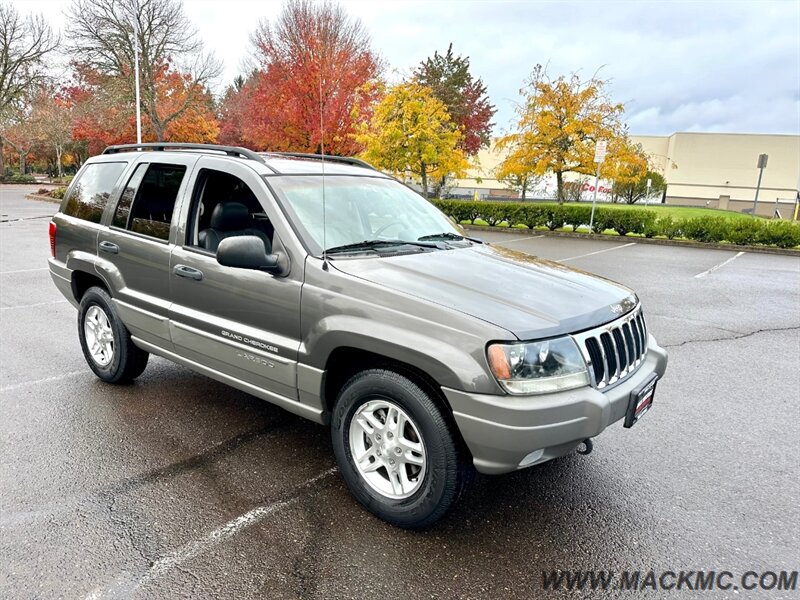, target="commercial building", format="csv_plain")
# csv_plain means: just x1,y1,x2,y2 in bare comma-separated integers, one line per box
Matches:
451,132,800,218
